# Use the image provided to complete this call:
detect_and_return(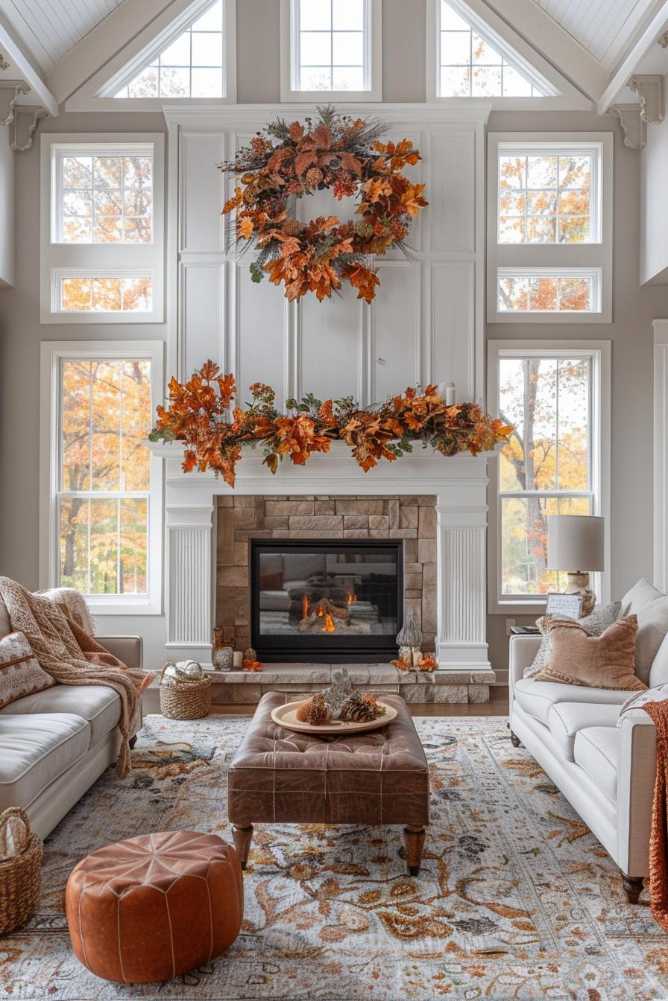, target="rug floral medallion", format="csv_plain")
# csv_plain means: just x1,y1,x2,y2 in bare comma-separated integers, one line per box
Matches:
2,715,667,1001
